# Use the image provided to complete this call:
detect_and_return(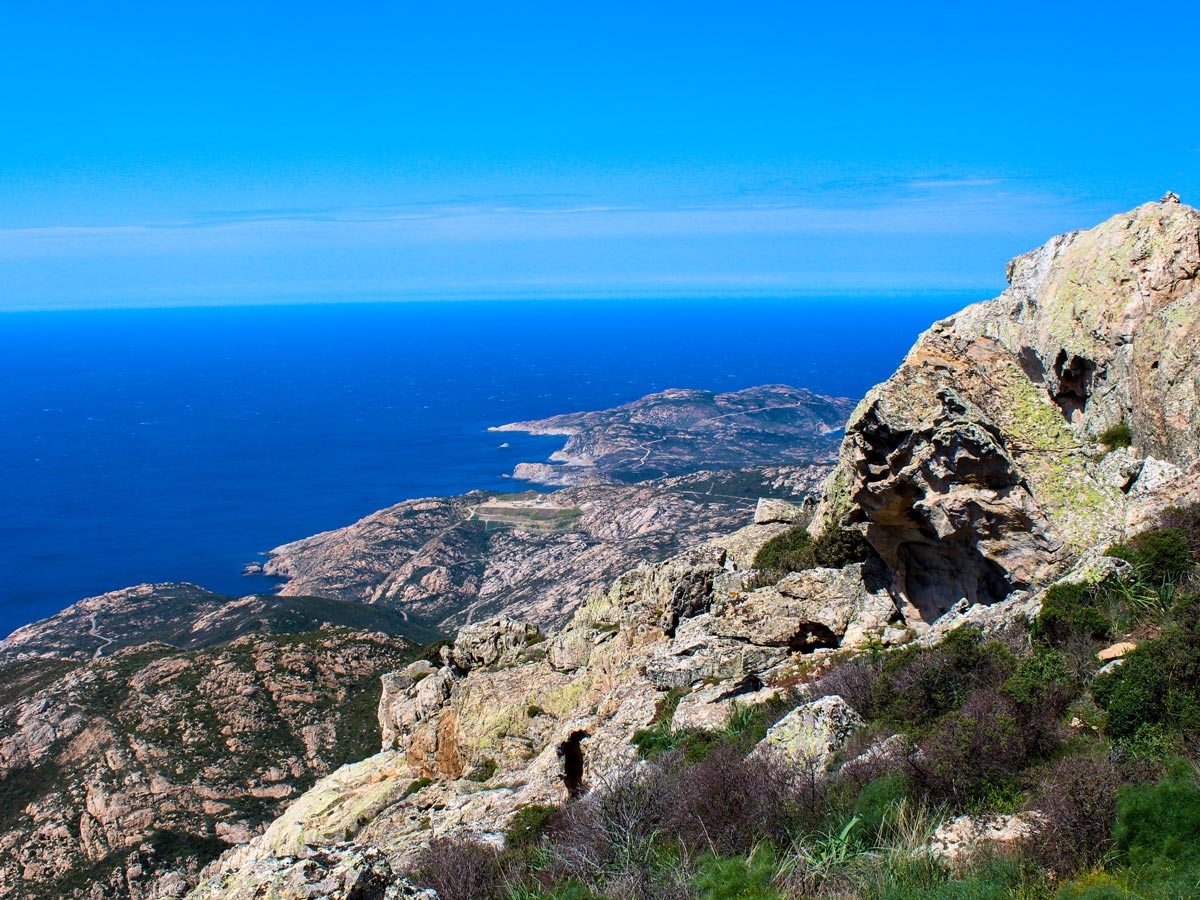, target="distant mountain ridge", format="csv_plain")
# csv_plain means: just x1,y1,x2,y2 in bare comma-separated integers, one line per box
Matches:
0,583,436,664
